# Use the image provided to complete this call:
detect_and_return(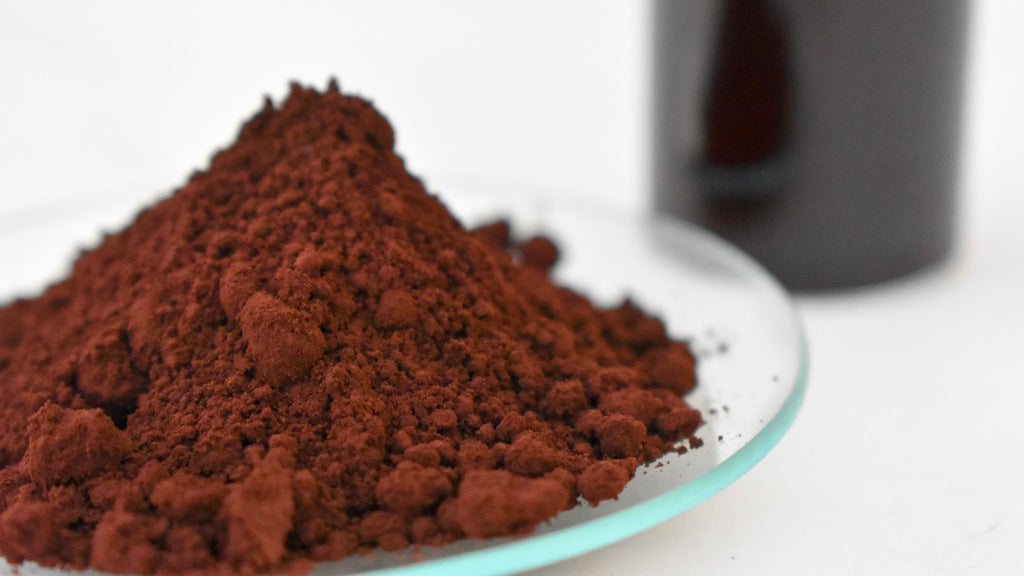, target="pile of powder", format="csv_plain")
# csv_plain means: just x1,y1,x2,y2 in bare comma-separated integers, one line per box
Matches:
0,82,701,575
